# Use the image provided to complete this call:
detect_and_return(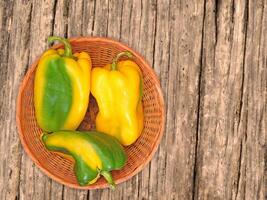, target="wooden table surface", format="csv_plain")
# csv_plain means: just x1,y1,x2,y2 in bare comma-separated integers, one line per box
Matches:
0,0,266,199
